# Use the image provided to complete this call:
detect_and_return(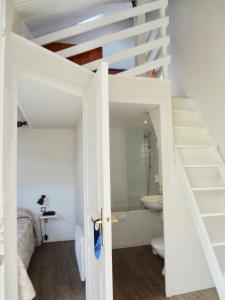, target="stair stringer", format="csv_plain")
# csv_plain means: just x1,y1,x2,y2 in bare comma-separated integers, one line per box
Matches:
175,147,225,300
